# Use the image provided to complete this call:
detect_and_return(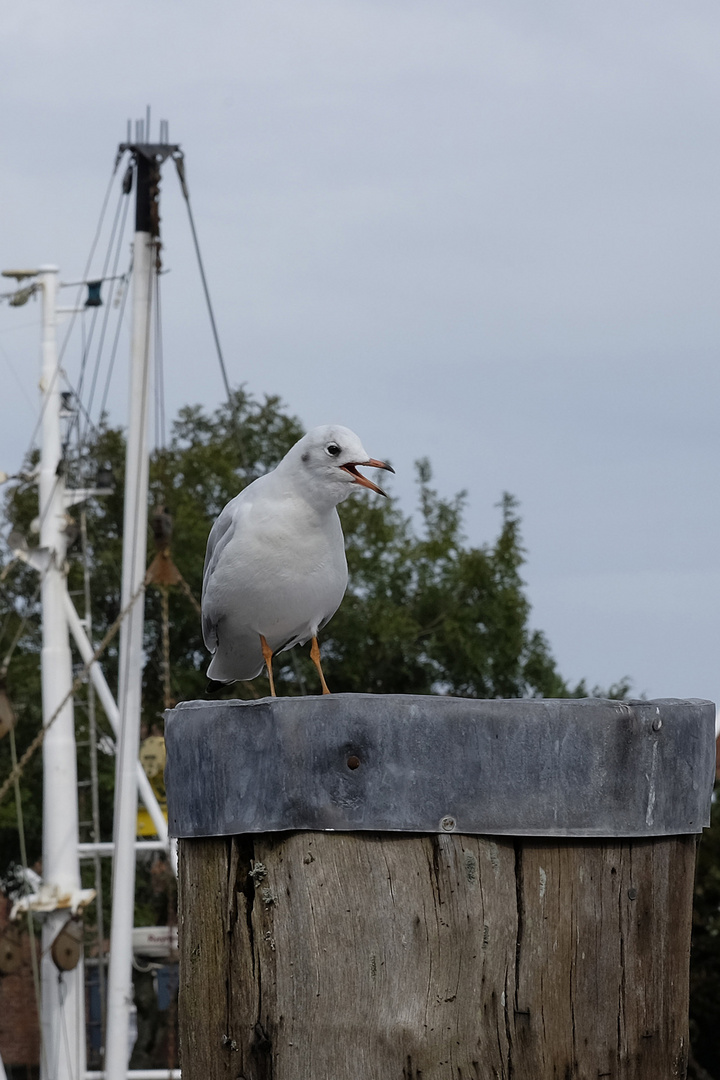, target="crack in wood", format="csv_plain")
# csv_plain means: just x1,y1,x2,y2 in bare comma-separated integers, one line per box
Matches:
179,833,697,1079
